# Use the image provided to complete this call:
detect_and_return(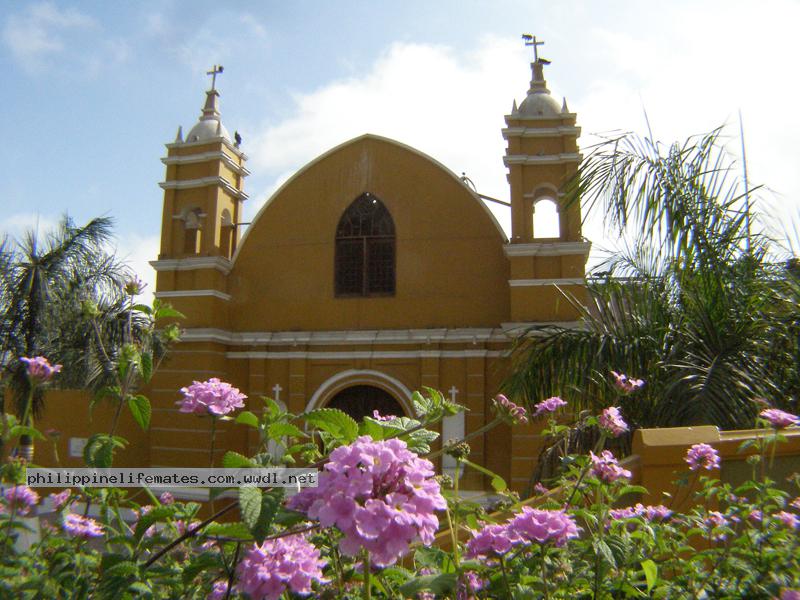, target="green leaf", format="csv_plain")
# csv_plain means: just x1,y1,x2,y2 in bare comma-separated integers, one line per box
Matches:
239,487,284,544
358,417,387,440
223,451,255,469
84,434,117,468
203,521,253,540
398,573,458,596
267,422,306,439
127,395,151,431
263,397,283,419
153,301,185,320
641,559,658,592
403,428,439,454
133,506,176,542
140,352,153,383
235,411,260,429
7,425,45,441
239,487,262,532
304,408,358,444
251,489,284,544
593,539,616,568
130,303,152,315
412,390,434,416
